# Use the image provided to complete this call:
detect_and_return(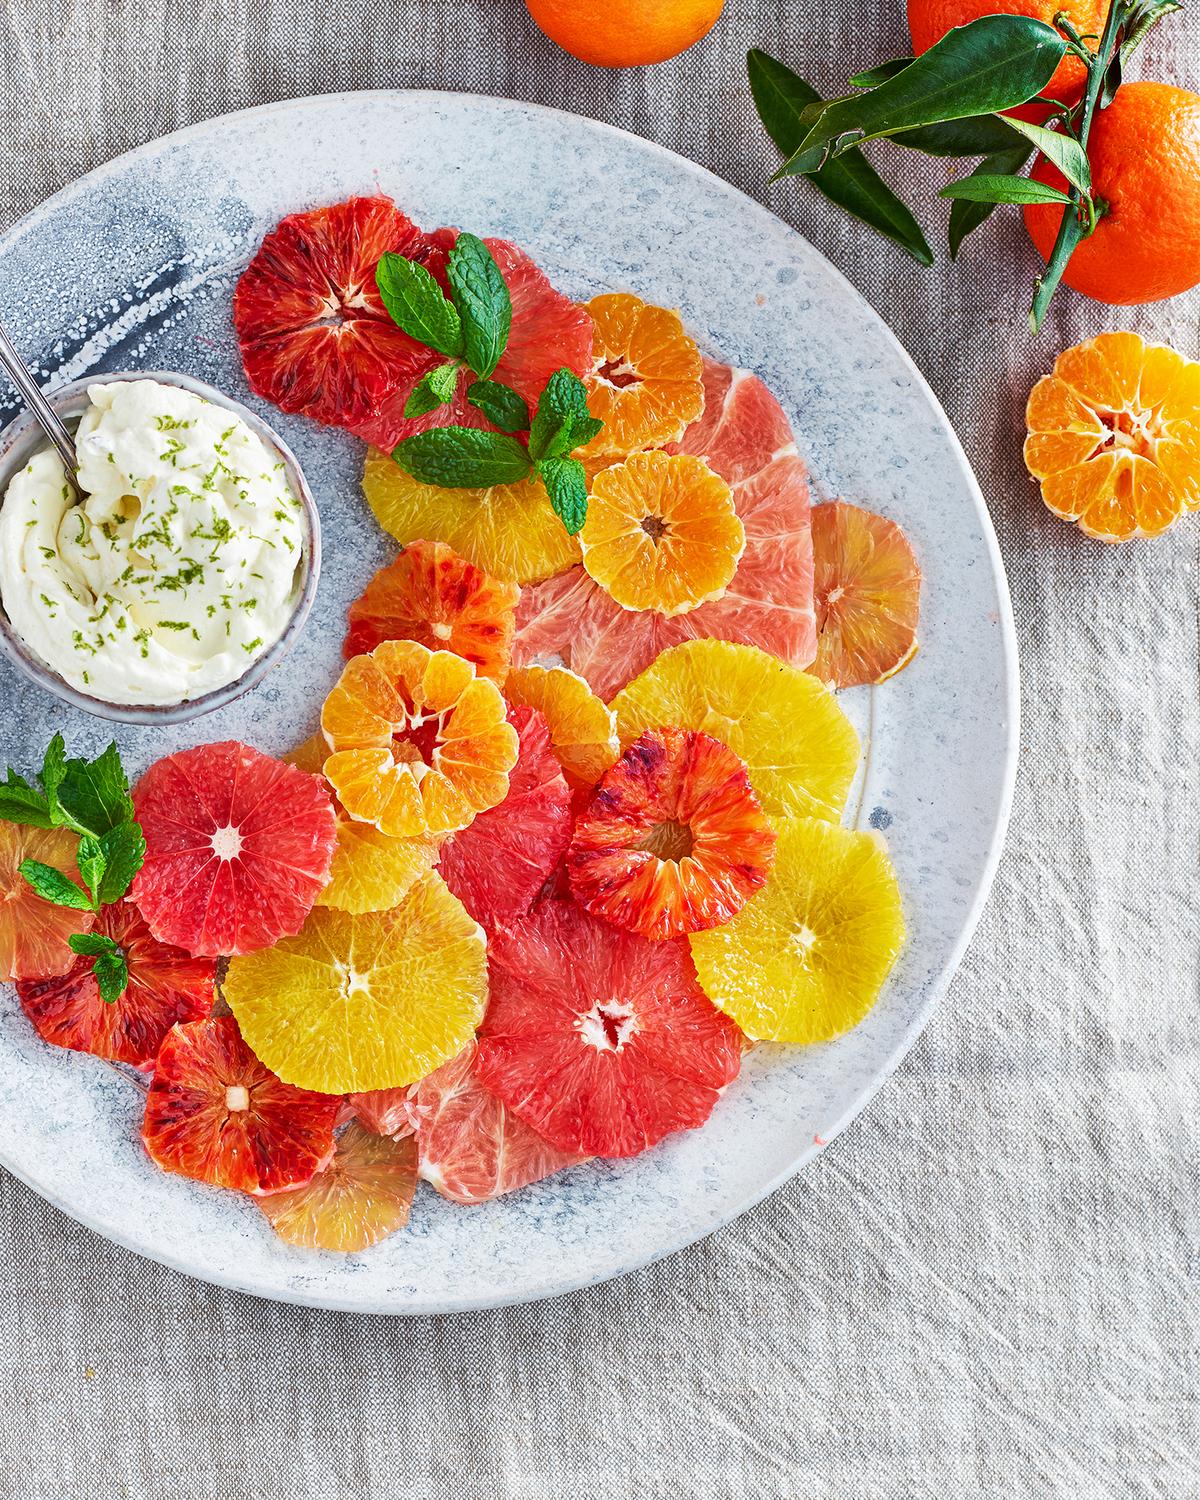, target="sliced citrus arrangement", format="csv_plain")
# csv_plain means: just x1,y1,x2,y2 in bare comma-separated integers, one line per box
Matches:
351,1087,417,1139
502,665,619,796
439,707,572,929
477,901,742,1157
610,640,859,823
344,540,519,682
142,1016,339,1194
690,818,905,1044
0,824,92,982
363,448,581,586
17,903,214,1068
223,874,487,1093
580,452,744,616
810,501,921,688
258,1122,419,1253
322,640,519,838
568,728,775,941
1025,331,1200,542
581,293,705,456
131,742,338,957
